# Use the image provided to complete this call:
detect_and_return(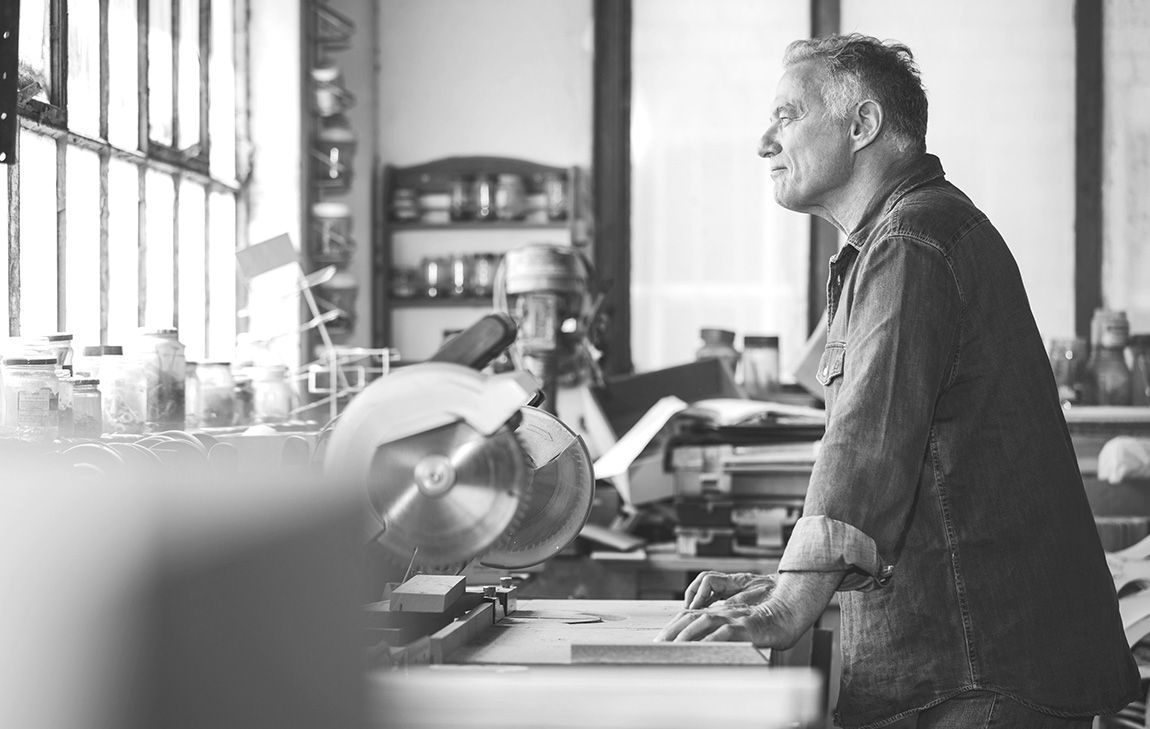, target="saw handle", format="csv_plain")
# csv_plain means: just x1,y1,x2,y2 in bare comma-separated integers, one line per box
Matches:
428,312,519,371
